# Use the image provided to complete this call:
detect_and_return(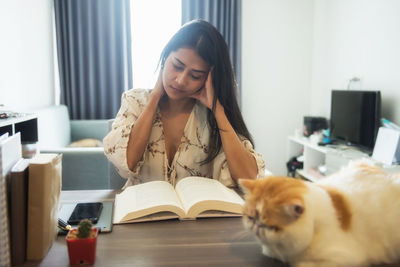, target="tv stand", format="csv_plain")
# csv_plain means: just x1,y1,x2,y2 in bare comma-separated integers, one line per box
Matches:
287,135,400,182
324,138,374,155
